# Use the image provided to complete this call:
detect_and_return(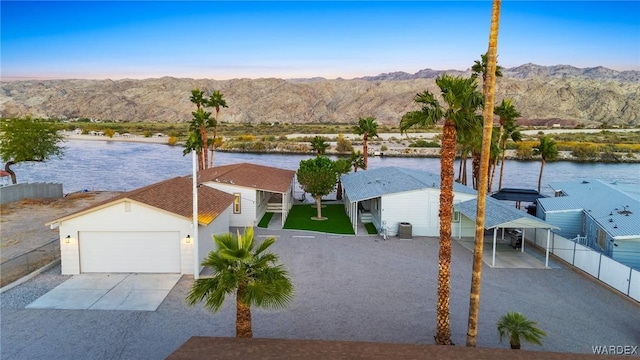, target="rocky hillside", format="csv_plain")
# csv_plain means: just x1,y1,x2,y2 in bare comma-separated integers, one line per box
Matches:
1,64,638,127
